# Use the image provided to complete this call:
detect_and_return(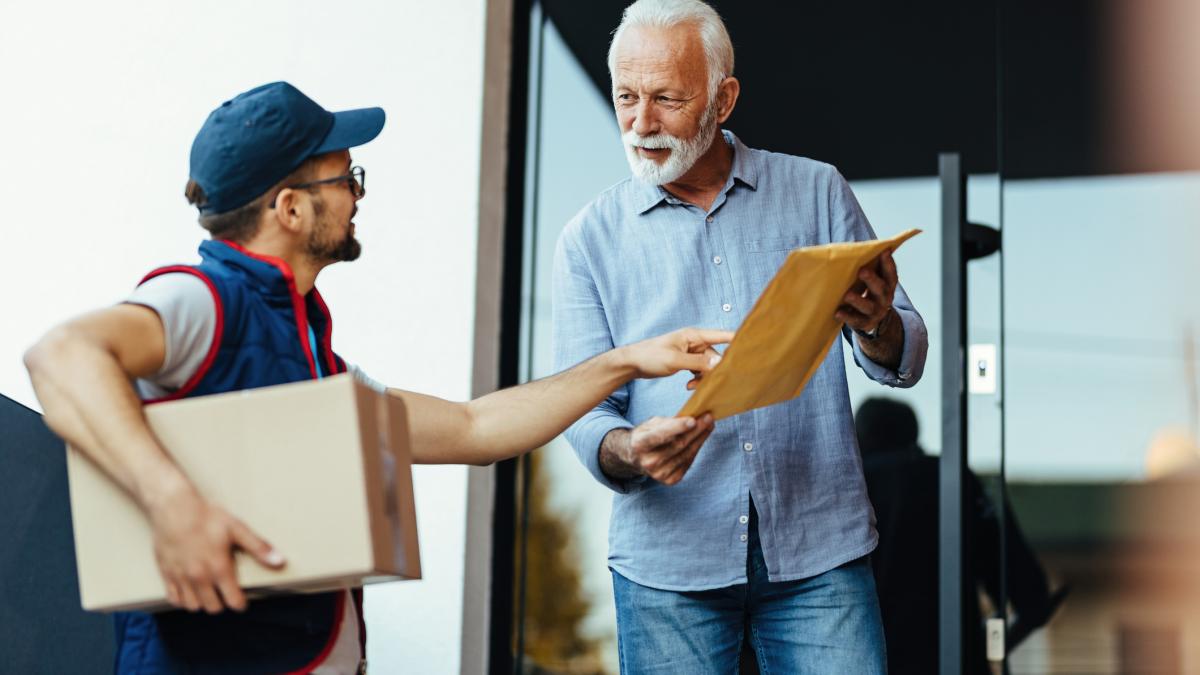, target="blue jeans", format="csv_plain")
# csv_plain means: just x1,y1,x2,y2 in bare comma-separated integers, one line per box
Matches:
611,505,886,674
